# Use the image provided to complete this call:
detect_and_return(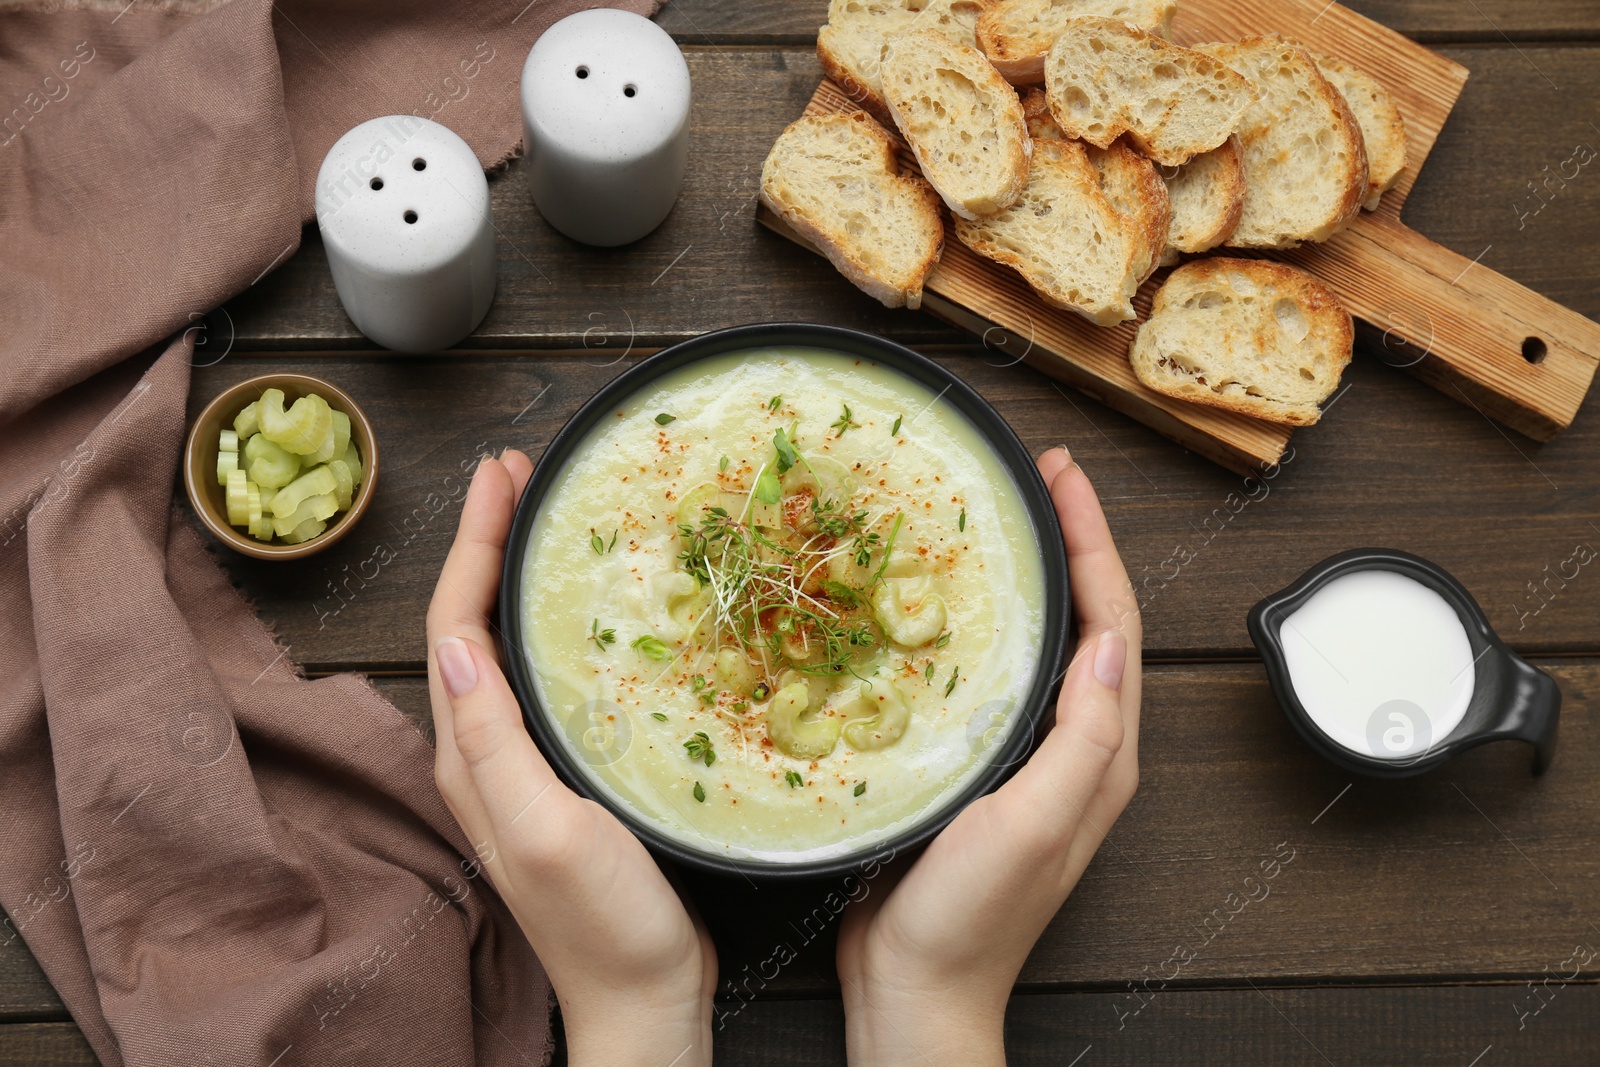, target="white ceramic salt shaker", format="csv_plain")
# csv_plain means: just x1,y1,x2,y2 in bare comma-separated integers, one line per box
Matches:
520,10,691,247
314,116,497,354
